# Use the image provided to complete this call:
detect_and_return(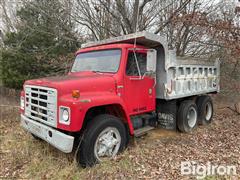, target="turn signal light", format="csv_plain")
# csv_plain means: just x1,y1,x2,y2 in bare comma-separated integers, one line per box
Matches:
72,90,80,98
